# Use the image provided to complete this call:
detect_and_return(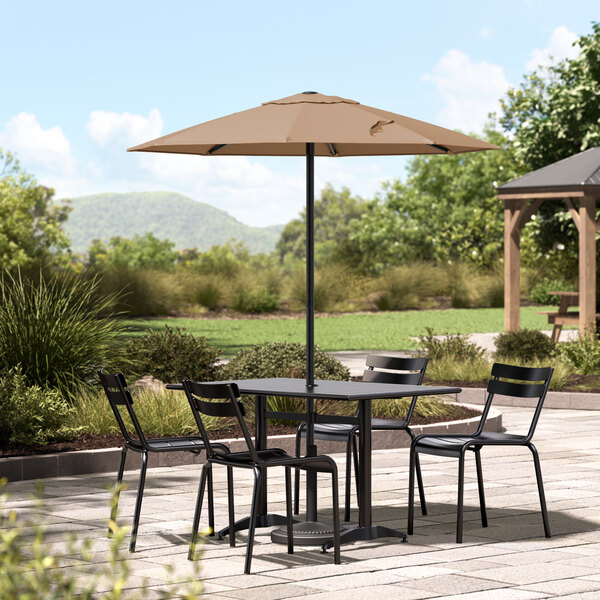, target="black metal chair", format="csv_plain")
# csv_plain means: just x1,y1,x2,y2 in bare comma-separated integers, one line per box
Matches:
182,379,341,574
294,355,429,521
407,362,553,543
98,371,228,552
